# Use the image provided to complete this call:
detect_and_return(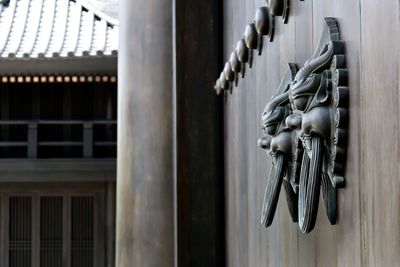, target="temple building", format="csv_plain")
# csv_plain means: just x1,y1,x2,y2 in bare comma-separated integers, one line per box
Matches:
0,0,118,266
1,0,399,266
